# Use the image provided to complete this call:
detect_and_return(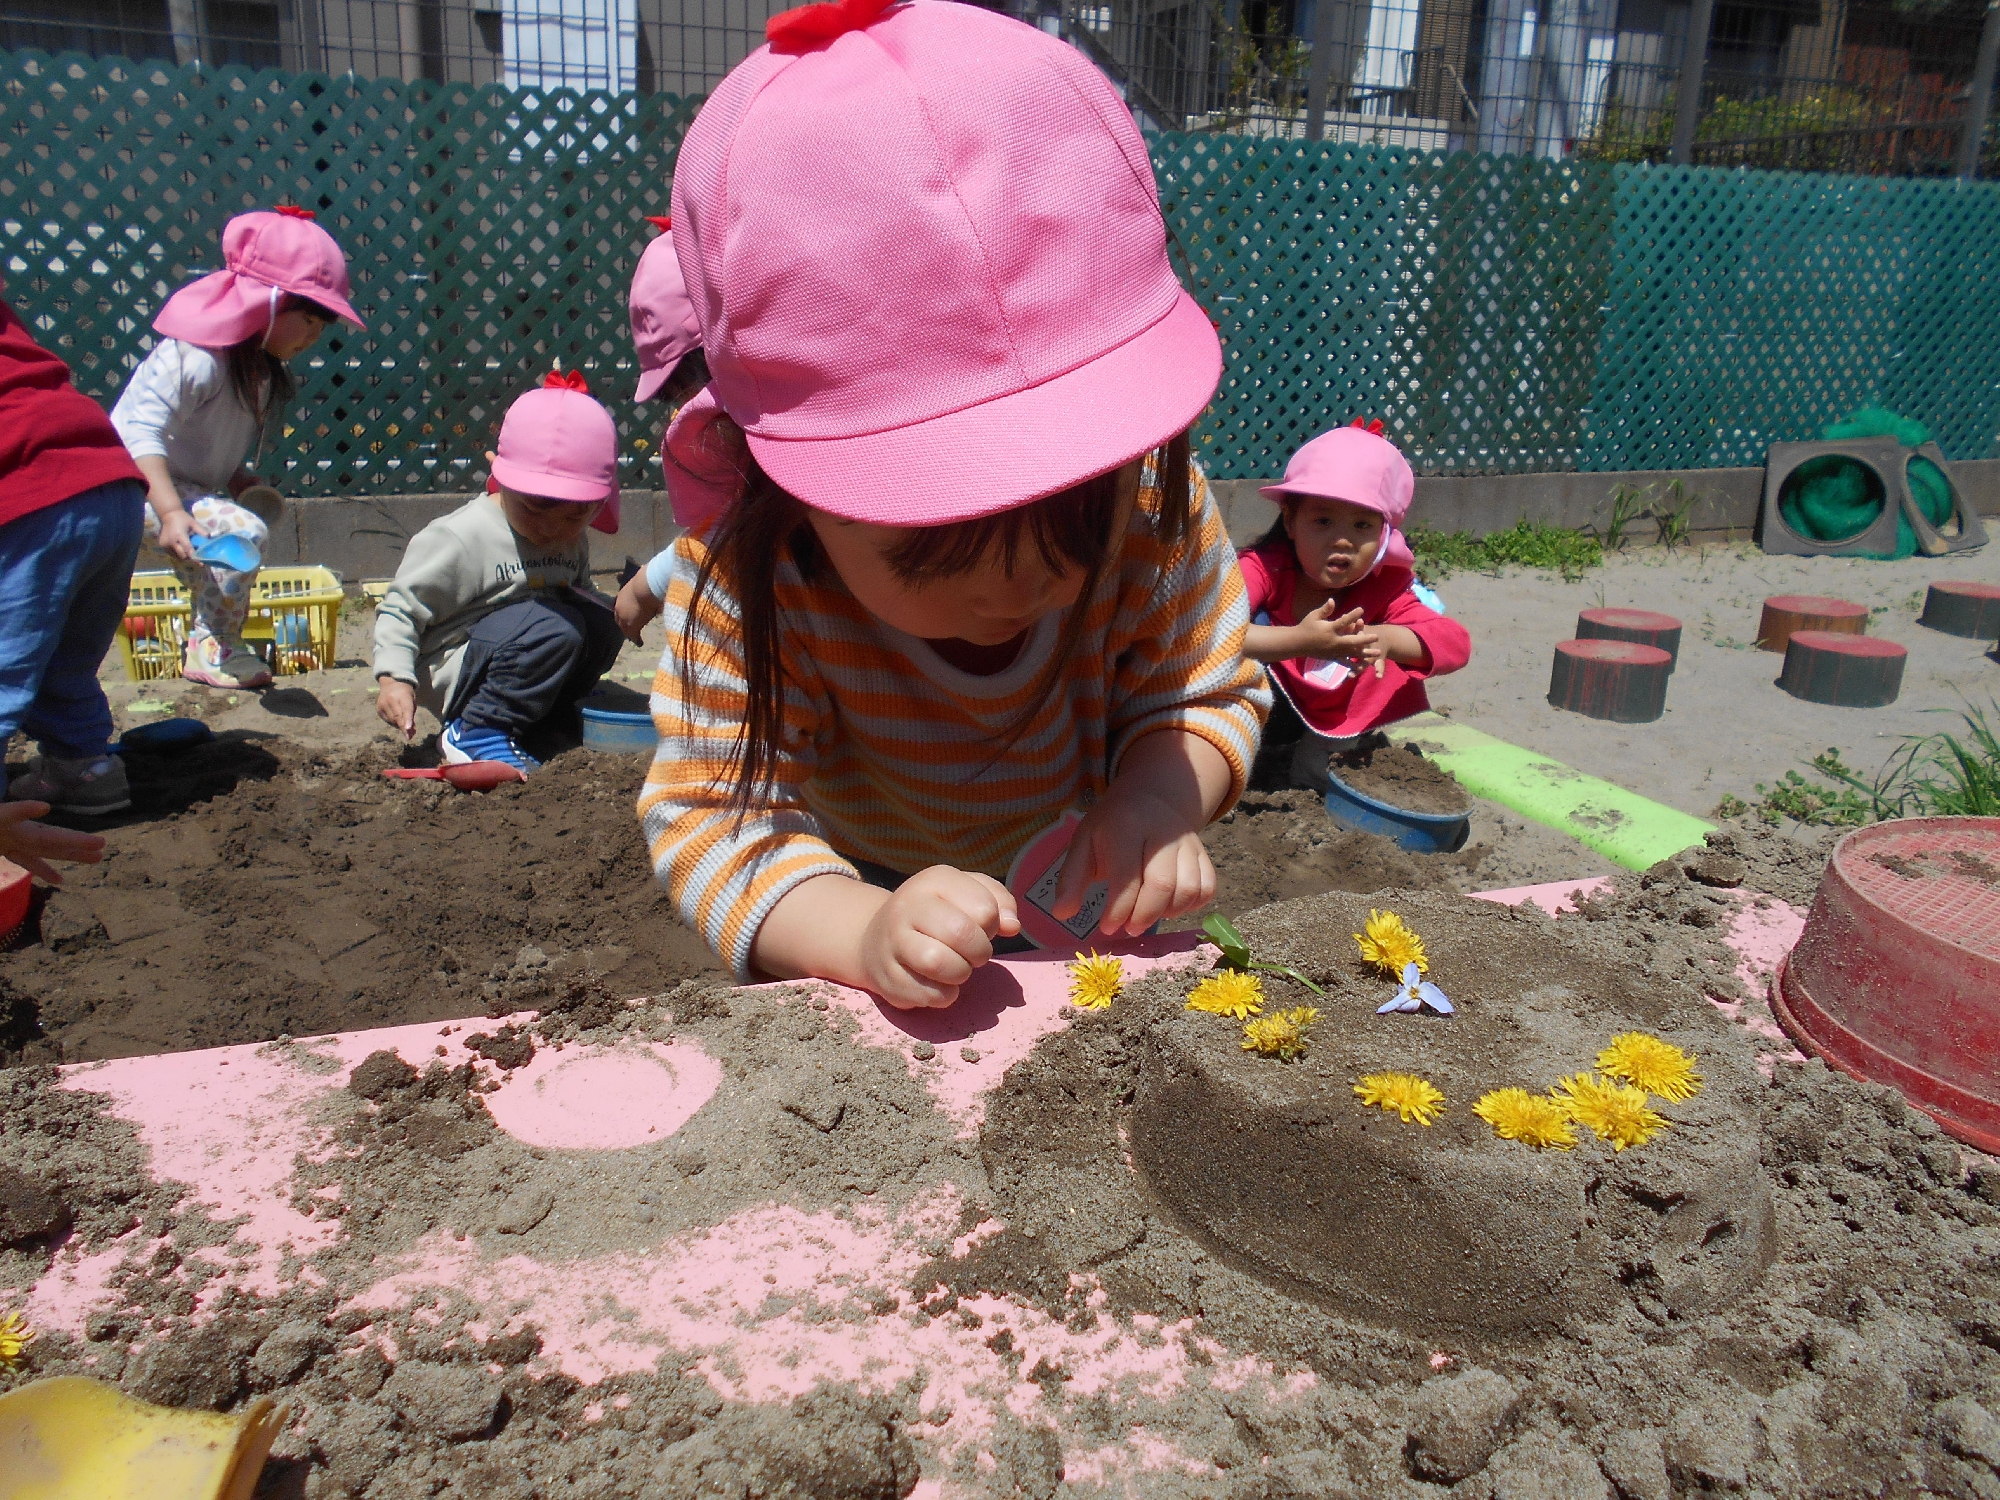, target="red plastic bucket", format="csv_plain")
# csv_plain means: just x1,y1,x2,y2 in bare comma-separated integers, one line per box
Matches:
0,858,29,944
1771,817,2000,1151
